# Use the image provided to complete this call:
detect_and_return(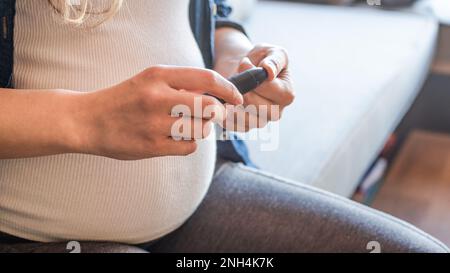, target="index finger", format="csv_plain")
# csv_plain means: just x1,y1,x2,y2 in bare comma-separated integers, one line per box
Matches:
149,66,243,105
